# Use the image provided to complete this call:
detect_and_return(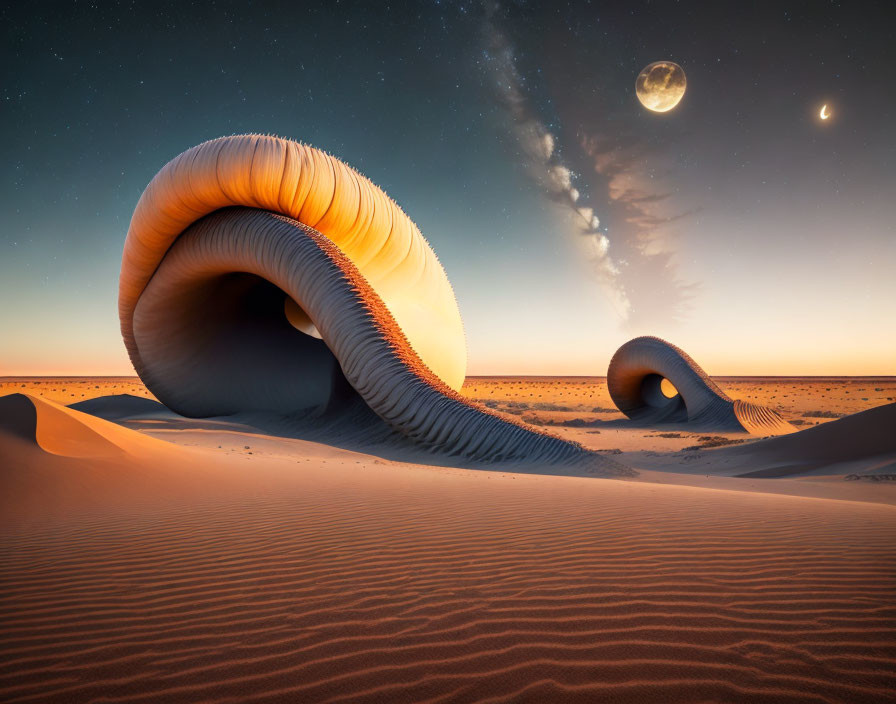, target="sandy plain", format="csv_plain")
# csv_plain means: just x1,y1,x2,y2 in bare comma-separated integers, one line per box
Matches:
1,375,895,703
